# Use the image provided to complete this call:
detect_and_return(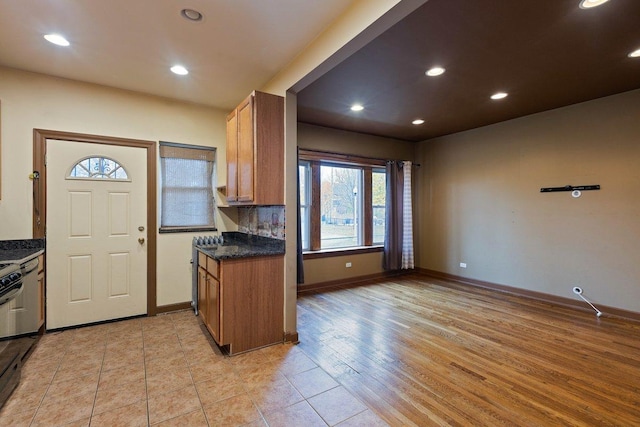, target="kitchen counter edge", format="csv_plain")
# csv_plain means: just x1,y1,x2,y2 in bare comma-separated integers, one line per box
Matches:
196,233,285,260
